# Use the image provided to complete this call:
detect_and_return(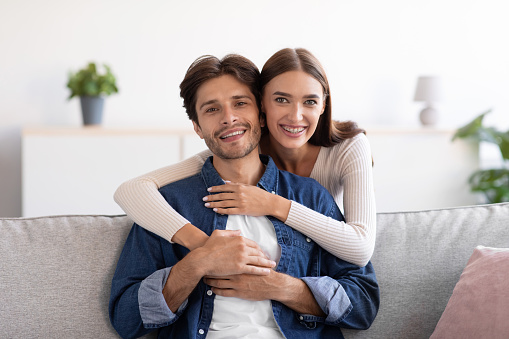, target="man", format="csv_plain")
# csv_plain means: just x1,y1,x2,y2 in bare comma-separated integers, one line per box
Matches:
109,54,379,338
